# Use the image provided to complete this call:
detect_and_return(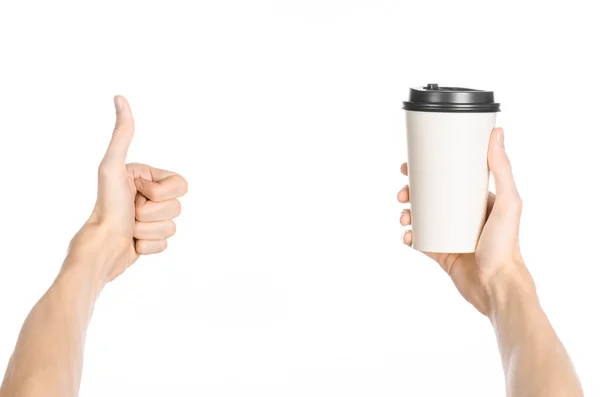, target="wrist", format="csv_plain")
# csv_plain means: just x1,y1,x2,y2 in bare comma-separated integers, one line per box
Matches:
485,261,538,322
60,222,131,289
